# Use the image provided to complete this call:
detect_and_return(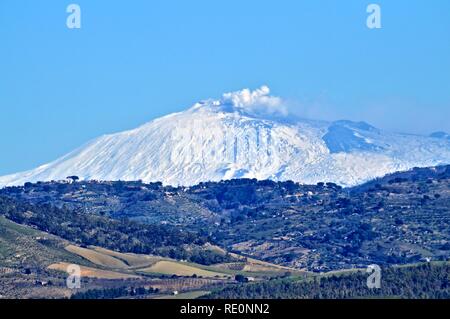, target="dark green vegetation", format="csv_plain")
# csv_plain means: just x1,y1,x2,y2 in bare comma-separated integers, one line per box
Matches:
0,216,87,298
0,196,234,265
204,263,450,299
70,286,159,299
0,215,88,270
0,216,233,299
0,165,449,299
2,165,449,272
